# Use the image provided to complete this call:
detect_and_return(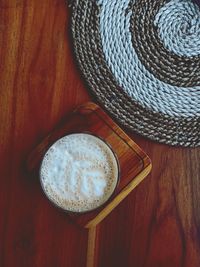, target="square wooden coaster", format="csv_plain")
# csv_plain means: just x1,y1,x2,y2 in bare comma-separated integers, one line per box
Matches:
27,102,151,228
